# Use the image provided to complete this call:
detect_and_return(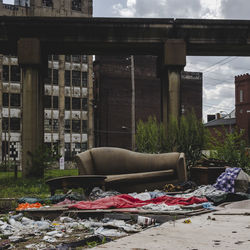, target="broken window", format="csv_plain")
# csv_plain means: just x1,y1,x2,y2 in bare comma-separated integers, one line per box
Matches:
72,70,81,86
65,97,70,110
72,55,81,63
82,120,87,133
42,0,53,7
82,72,87,87
72,97,81,110
3,93,9,107
10,65,20,82
72,0,81,11
82,98,87,110
44,95,52,109
82,55,87,63
3,65,9,82
65,70,70,86
53,69,58,85
65,119,71,133
72,120,81,133
10,93,20,107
